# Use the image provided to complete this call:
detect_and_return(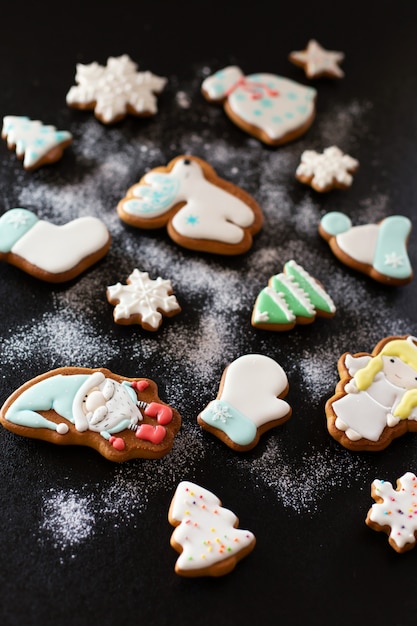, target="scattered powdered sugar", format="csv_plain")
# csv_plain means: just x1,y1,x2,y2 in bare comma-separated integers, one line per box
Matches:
1,66,412,554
